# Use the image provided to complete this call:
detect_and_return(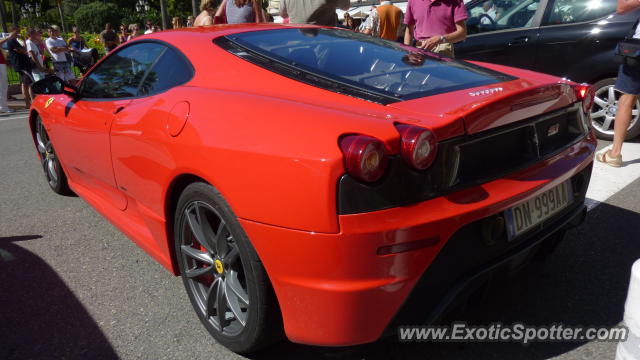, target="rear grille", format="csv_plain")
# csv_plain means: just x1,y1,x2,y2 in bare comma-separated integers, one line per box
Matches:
536,109,582,155
453,105,586,187
337,104,590,214
456,125,537,184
